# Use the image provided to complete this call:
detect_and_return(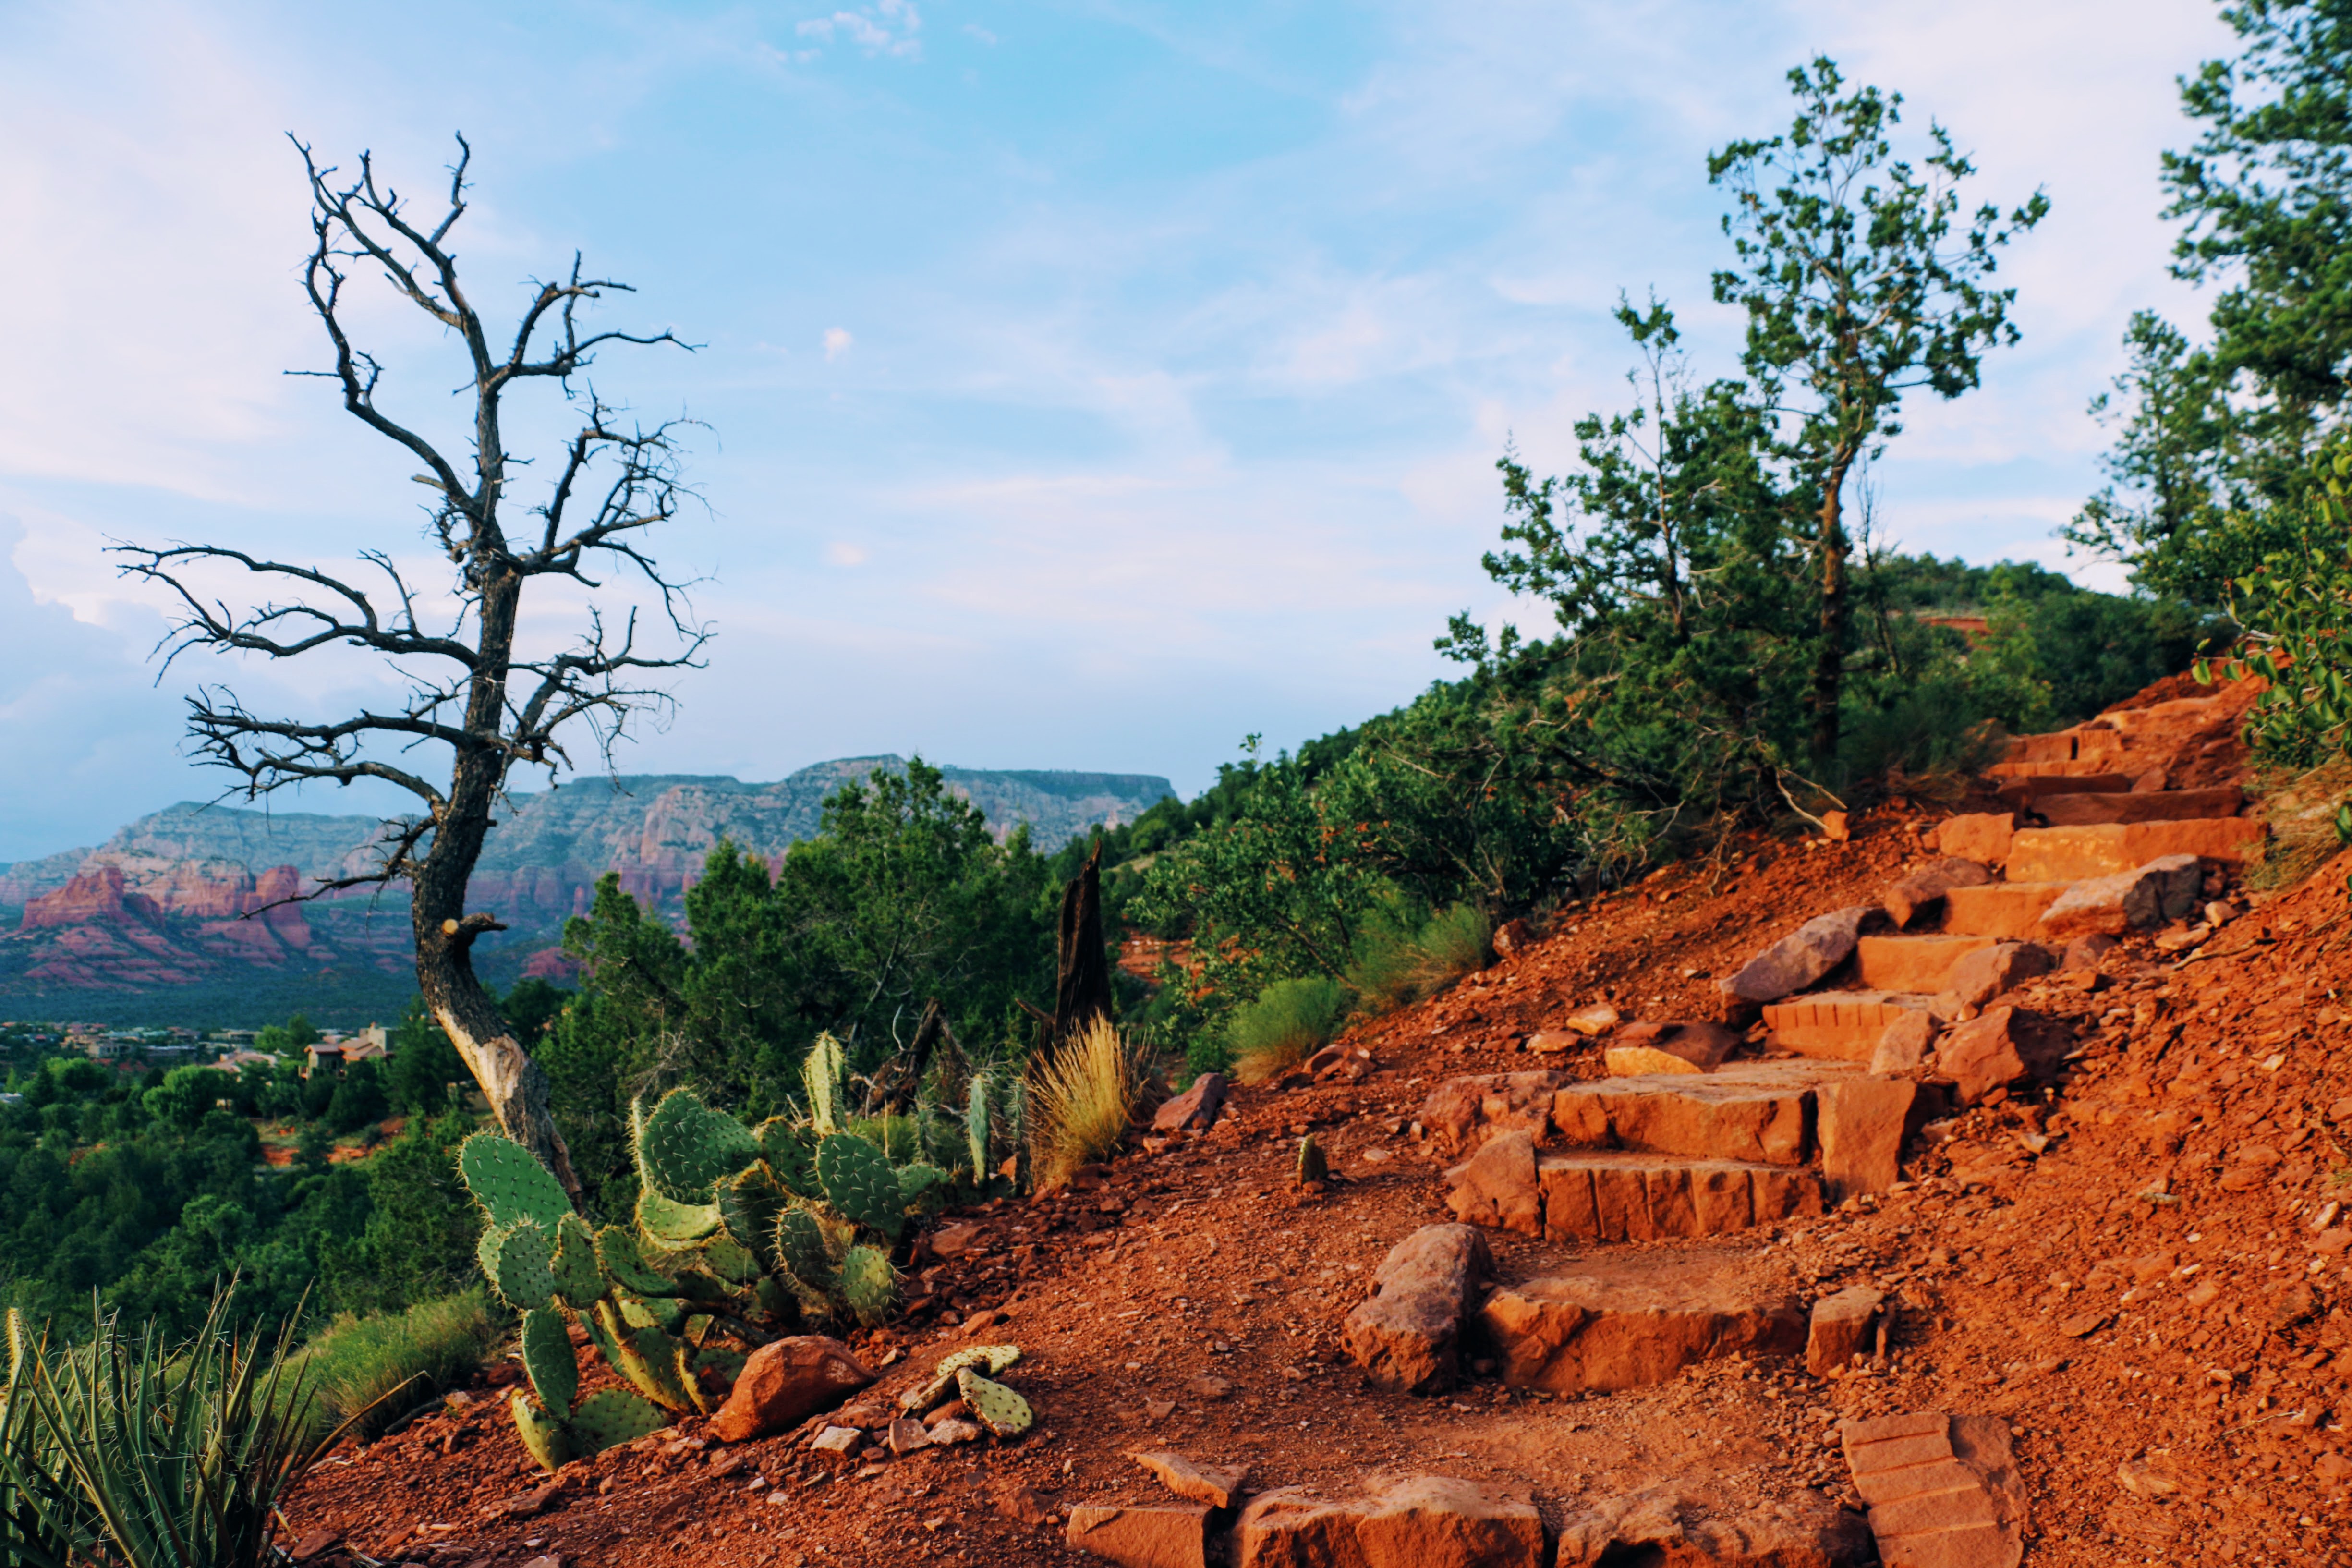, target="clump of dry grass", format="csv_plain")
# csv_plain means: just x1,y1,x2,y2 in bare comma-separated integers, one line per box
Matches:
1225,975,1351,1084
1027,1016,1148,1190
